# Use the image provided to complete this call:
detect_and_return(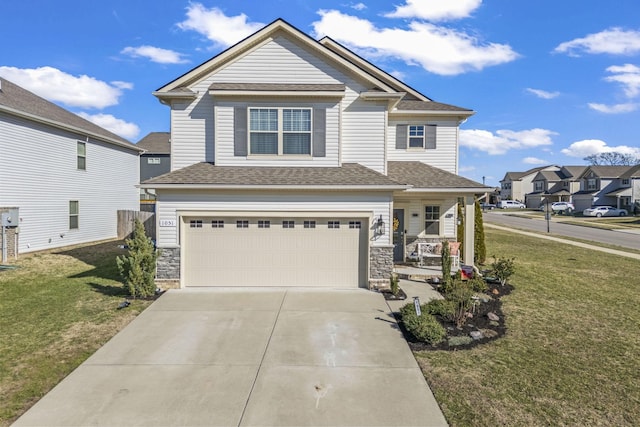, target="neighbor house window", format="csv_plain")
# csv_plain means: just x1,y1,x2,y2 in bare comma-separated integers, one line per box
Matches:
424,206,440,235
147,158,161,164
69,201,79,229
77,142,86,170
249,108,311,155
534,181,544,192
622,178,630,185
587,178,597,191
